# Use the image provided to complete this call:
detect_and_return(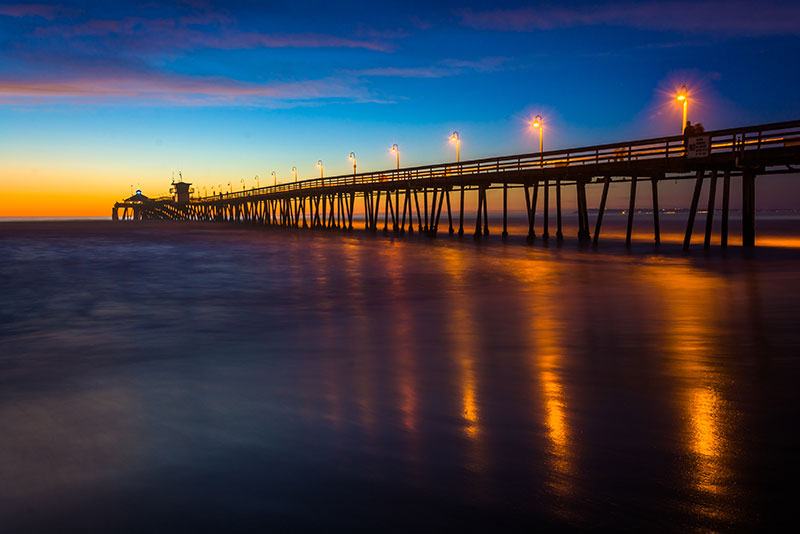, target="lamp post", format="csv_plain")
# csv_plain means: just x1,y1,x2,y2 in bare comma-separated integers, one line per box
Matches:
255,175,260,188
349,152,357,176
531,115,543,153
450,131,460,162
291,167,297,182
317,160,323,179
391,144,399,169
677,85,688,134
228,181,232,193
271,171,276,186
241,178,246,191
